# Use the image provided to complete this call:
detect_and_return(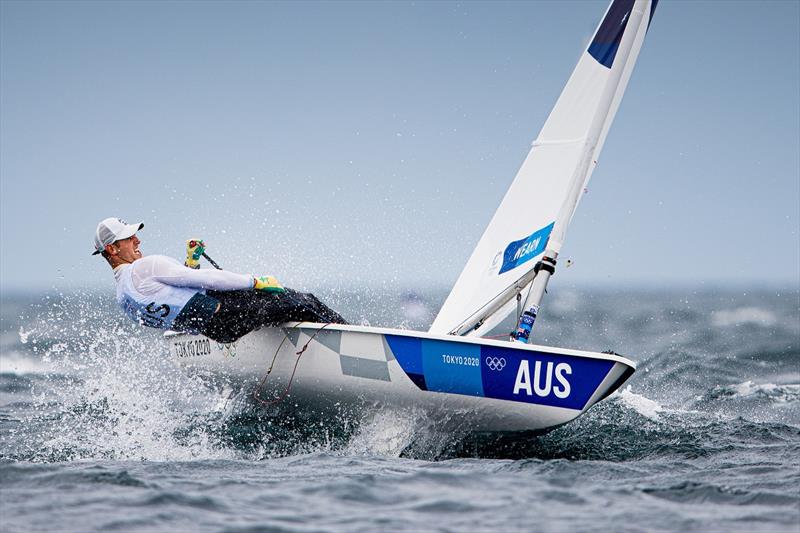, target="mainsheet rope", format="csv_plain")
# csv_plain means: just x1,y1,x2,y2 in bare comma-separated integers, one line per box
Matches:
252,322,334,406
198,251,340,406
